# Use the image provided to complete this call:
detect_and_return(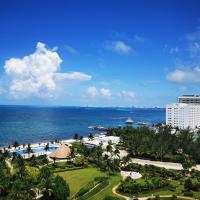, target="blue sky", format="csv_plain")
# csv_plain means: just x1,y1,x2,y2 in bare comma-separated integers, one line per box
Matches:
0,0,200,107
